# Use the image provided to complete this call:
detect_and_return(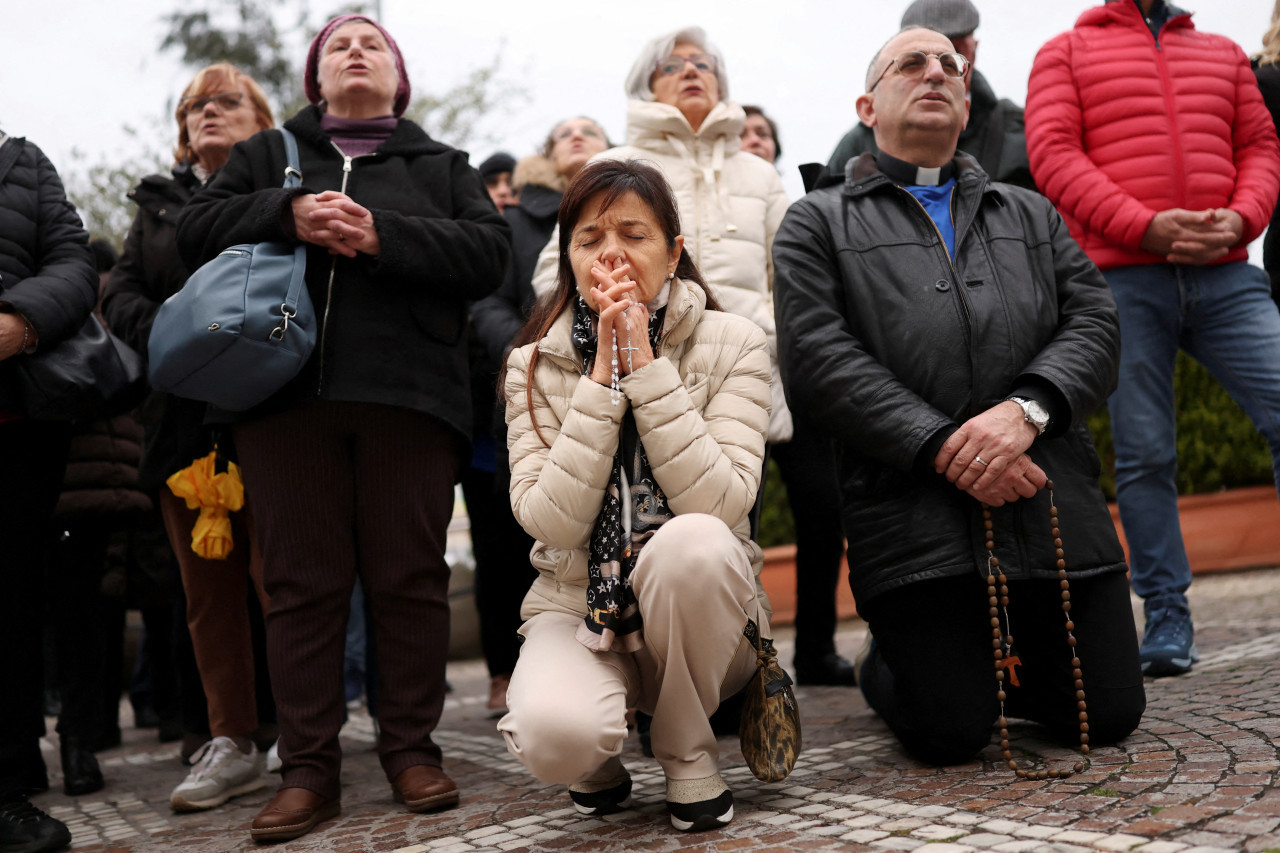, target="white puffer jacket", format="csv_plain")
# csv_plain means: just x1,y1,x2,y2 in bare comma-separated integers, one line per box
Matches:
505,277,773,621
532,99,793,442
